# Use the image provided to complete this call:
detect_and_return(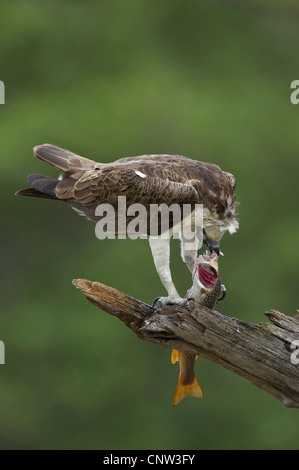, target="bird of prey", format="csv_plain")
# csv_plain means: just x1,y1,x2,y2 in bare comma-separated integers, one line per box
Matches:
16,144,239,306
